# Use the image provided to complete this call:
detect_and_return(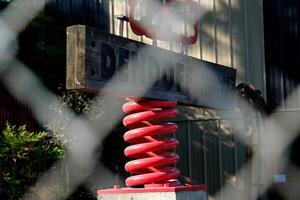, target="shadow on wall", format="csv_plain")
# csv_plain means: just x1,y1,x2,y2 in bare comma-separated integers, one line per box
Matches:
263,0,300,111
44,0,110,31
194,0,246,72
173,104,250,197
173,82,268,198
